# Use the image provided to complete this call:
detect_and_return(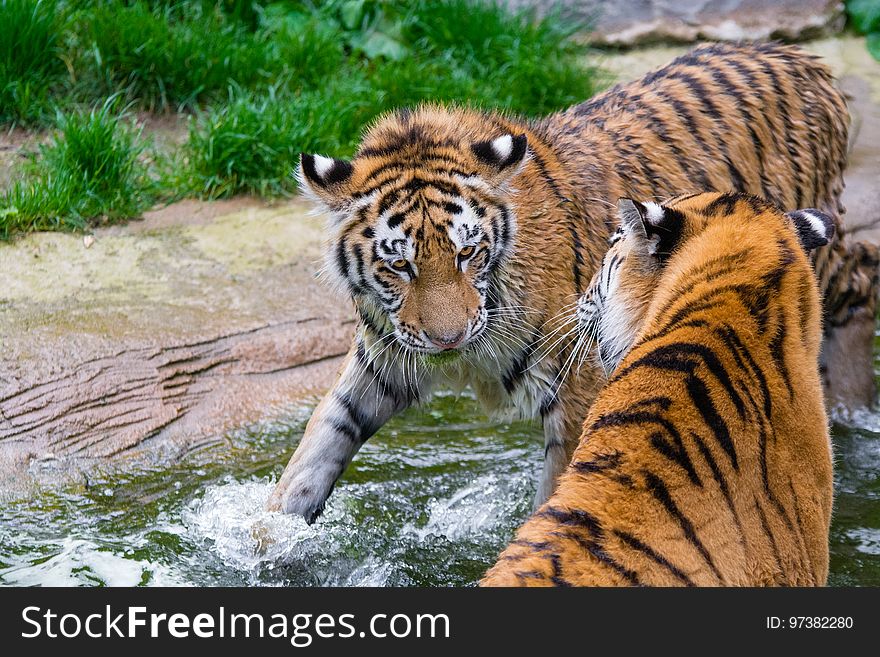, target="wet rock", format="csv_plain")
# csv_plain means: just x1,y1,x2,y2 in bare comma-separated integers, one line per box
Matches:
0,198,354,488
510,0,846,46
